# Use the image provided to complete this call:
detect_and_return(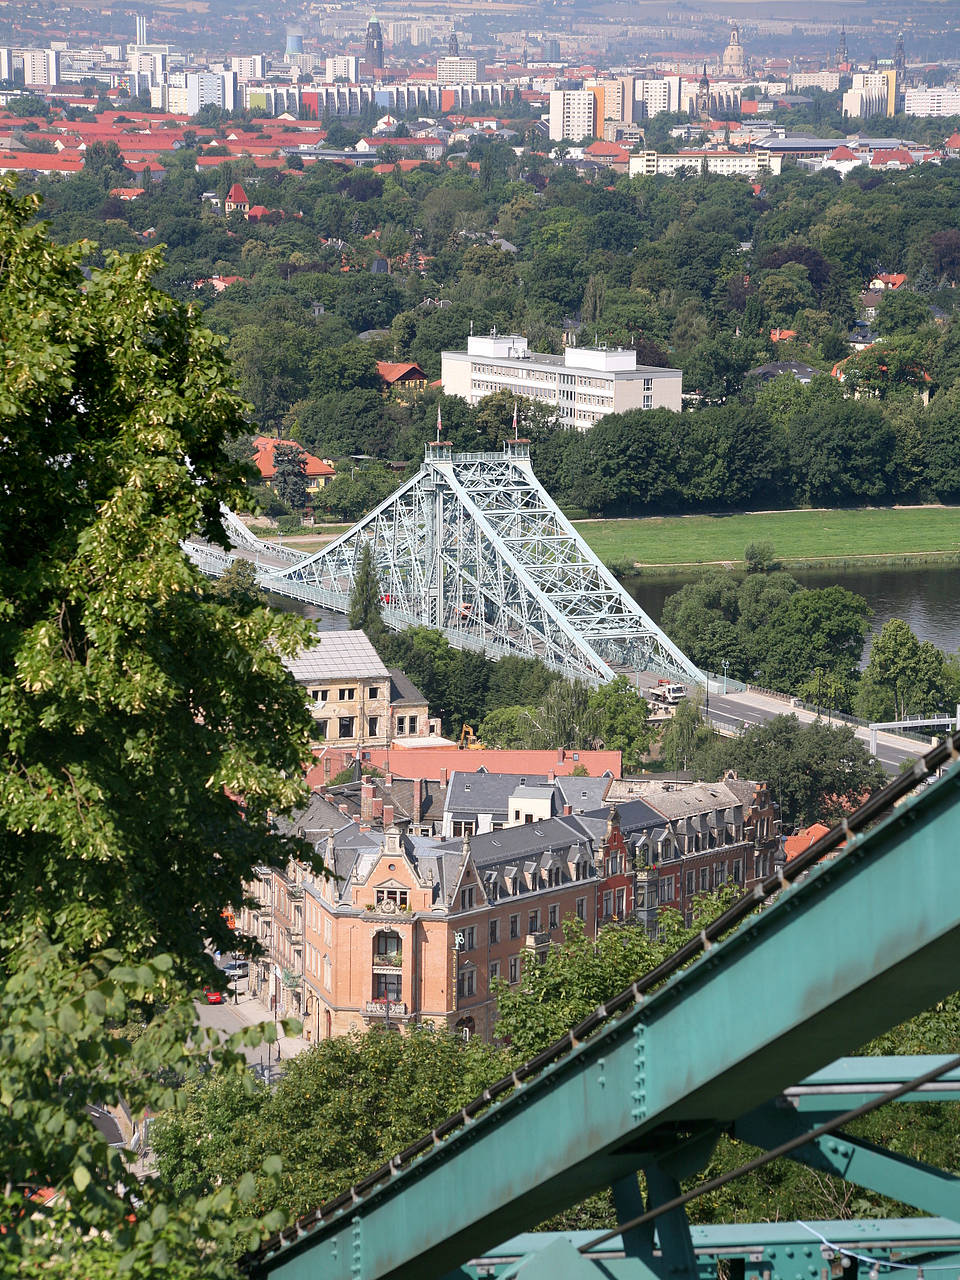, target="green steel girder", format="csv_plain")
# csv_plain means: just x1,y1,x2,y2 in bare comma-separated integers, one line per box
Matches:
734,1102,960,1219
450,1221,960,1280
251,760,960,1280
780,1057,960,1112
